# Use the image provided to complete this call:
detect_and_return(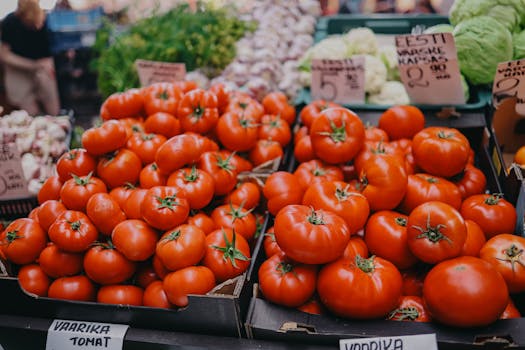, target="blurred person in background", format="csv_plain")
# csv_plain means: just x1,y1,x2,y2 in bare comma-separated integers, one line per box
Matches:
0,0,60,115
